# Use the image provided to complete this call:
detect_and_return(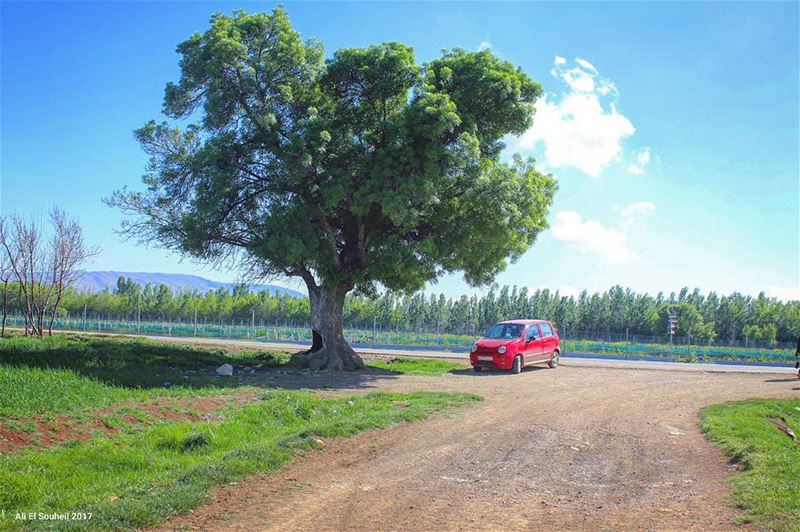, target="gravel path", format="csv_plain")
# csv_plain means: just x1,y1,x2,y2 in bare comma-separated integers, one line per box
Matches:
158,363,799,531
